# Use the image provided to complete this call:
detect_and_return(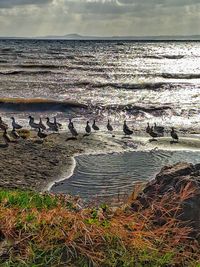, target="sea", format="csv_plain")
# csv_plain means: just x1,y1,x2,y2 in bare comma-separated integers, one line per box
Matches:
0,39,200,131
1,39,200,202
